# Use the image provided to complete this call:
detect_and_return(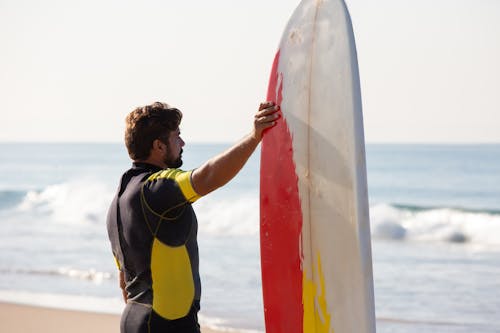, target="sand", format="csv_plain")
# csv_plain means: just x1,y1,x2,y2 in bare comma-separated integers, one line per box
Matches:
0,302,225,333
